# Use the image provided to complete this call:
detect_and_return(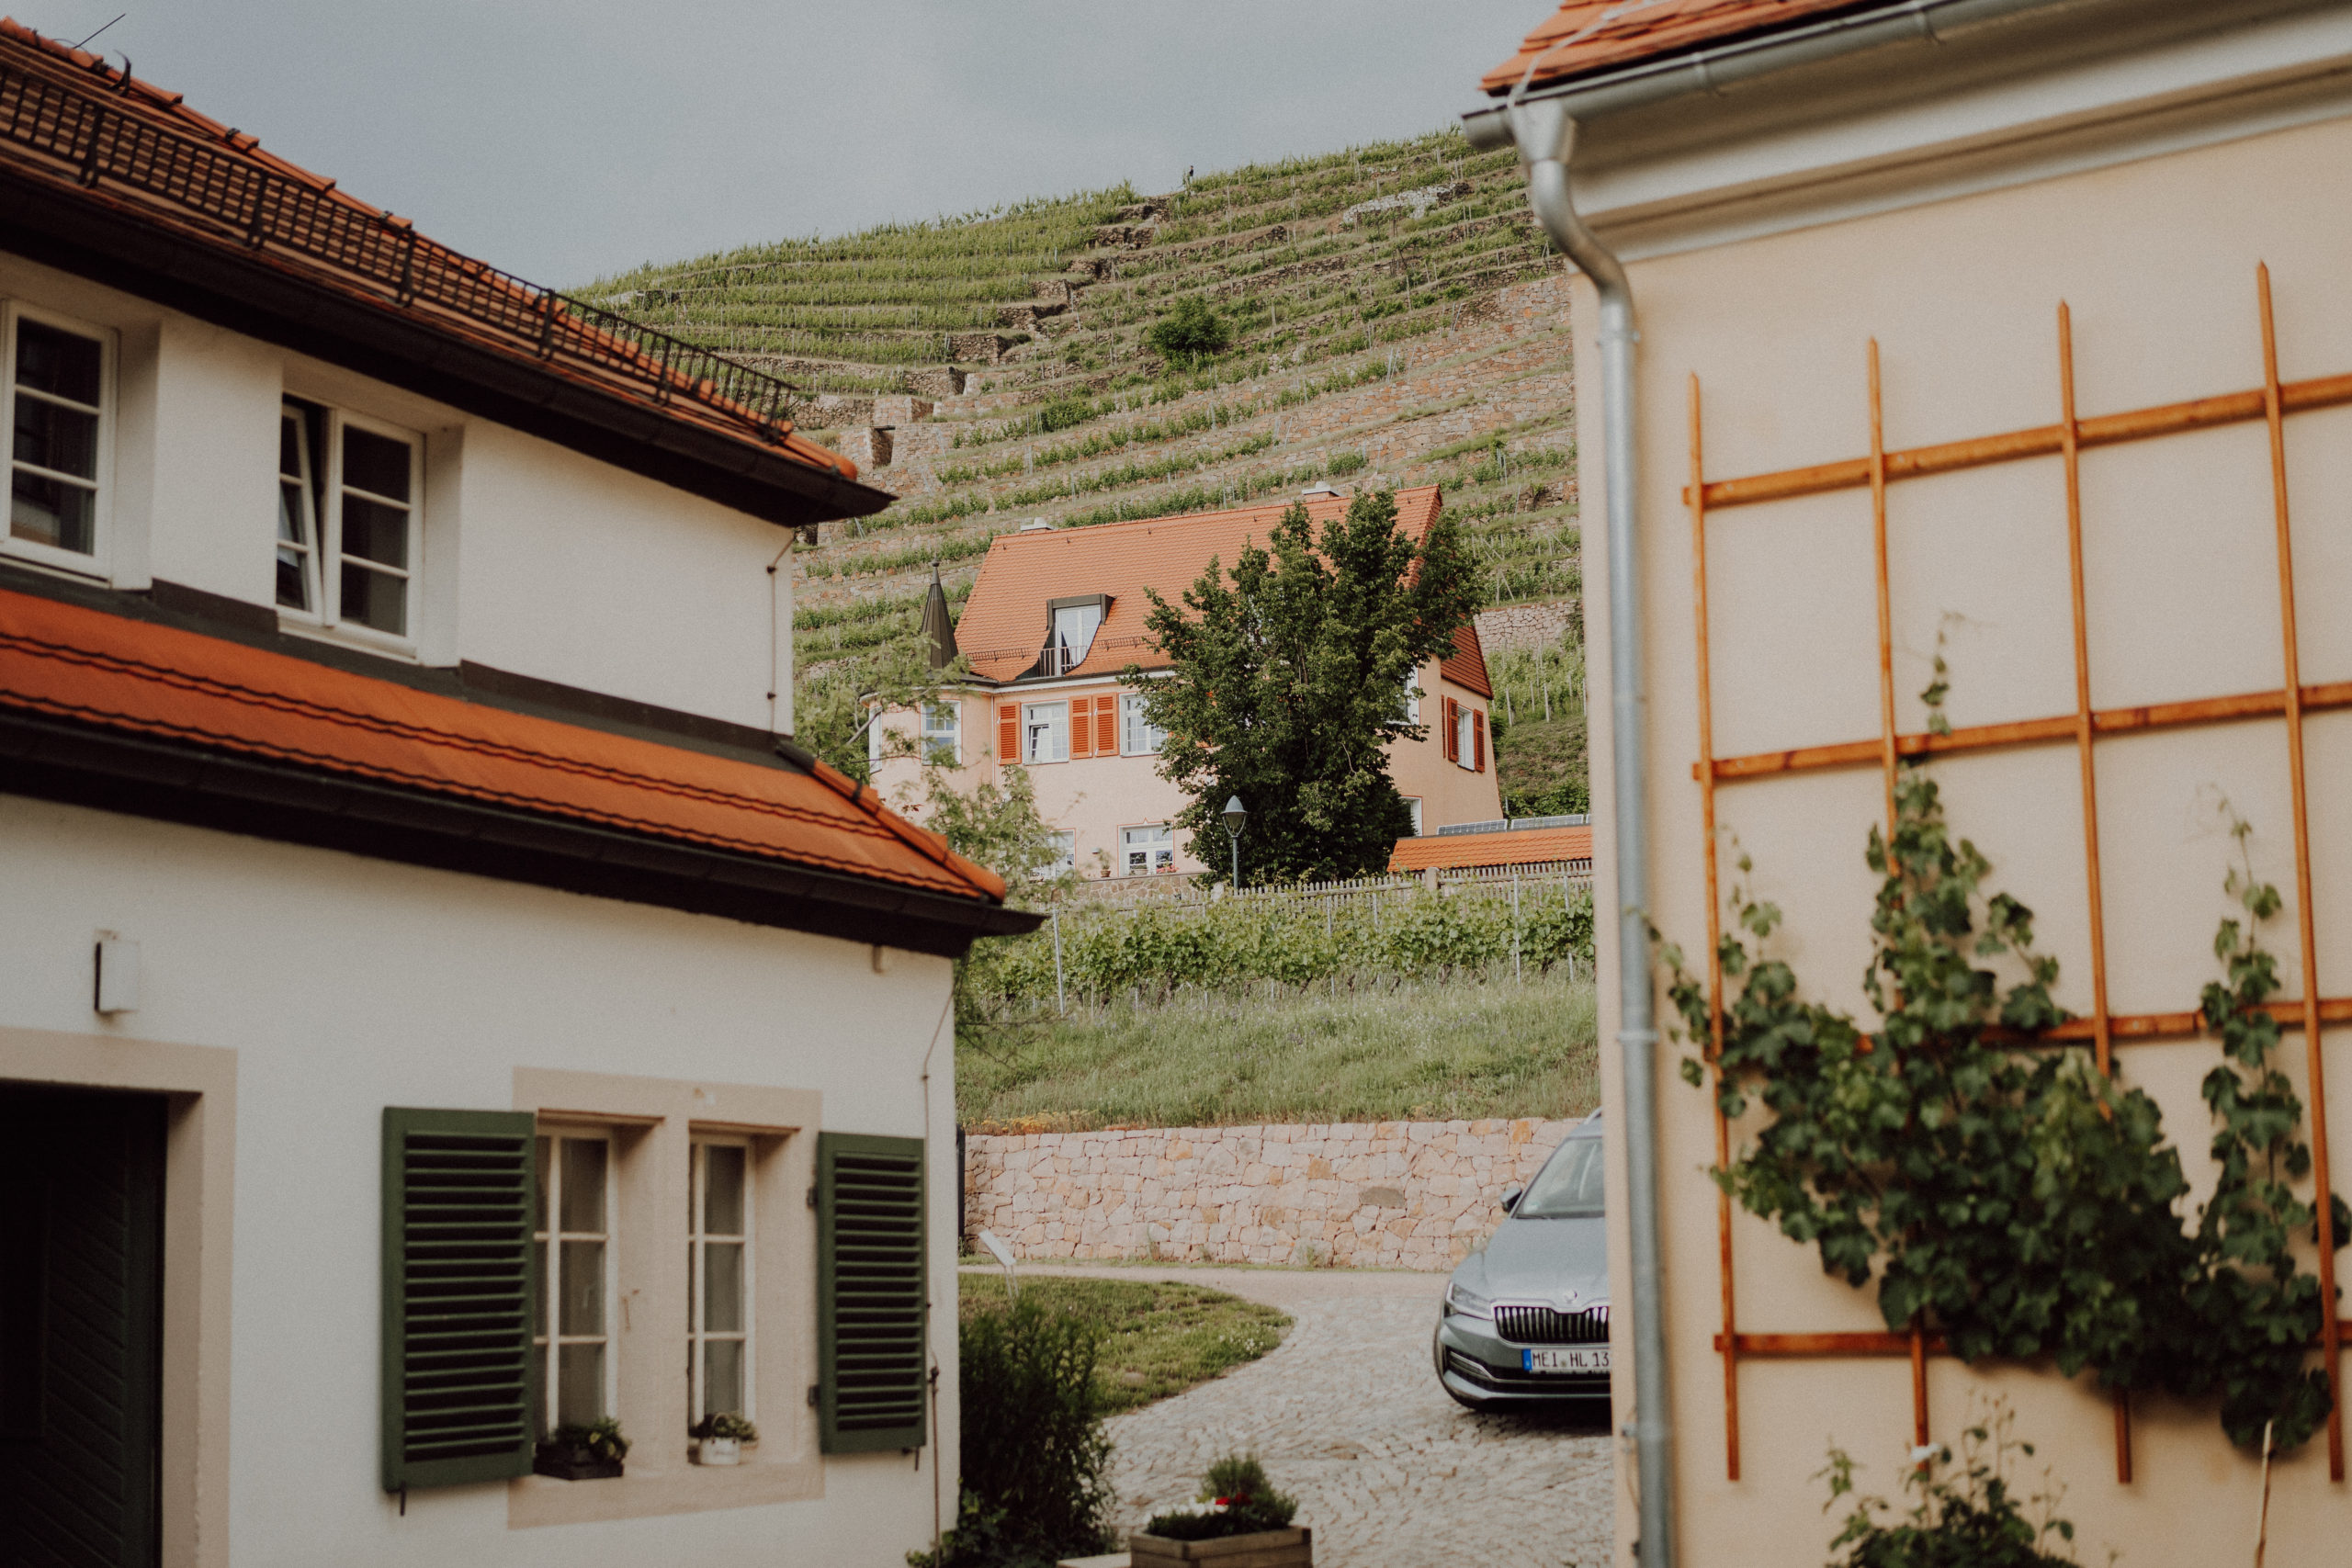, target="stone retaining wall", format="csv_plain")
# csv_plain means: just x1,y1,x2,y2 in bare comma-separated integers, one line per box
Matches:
963,1117,1578,1271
